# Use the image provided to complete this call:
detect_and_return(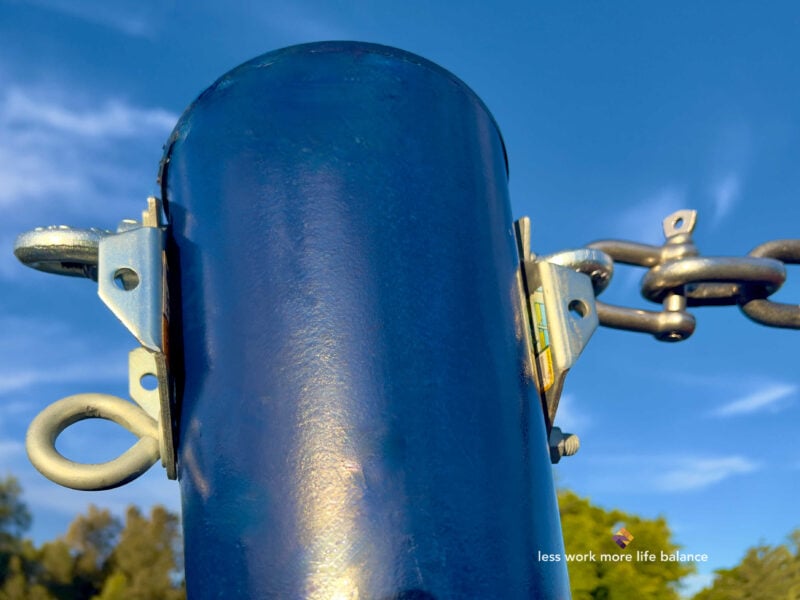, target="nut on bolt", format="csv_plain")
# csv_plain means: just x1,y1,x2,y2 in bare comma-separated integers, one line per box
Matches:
549,426,580,464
